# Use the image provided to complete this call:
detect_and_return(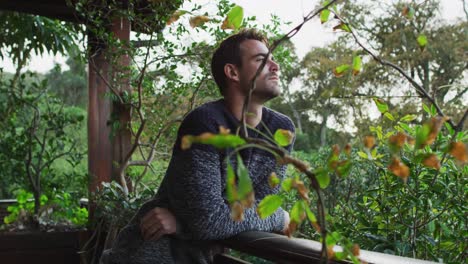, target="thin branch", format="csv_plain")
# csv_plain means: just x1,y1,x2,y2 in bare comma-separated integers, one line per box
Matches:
330,11,457,129
89,59,125,105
